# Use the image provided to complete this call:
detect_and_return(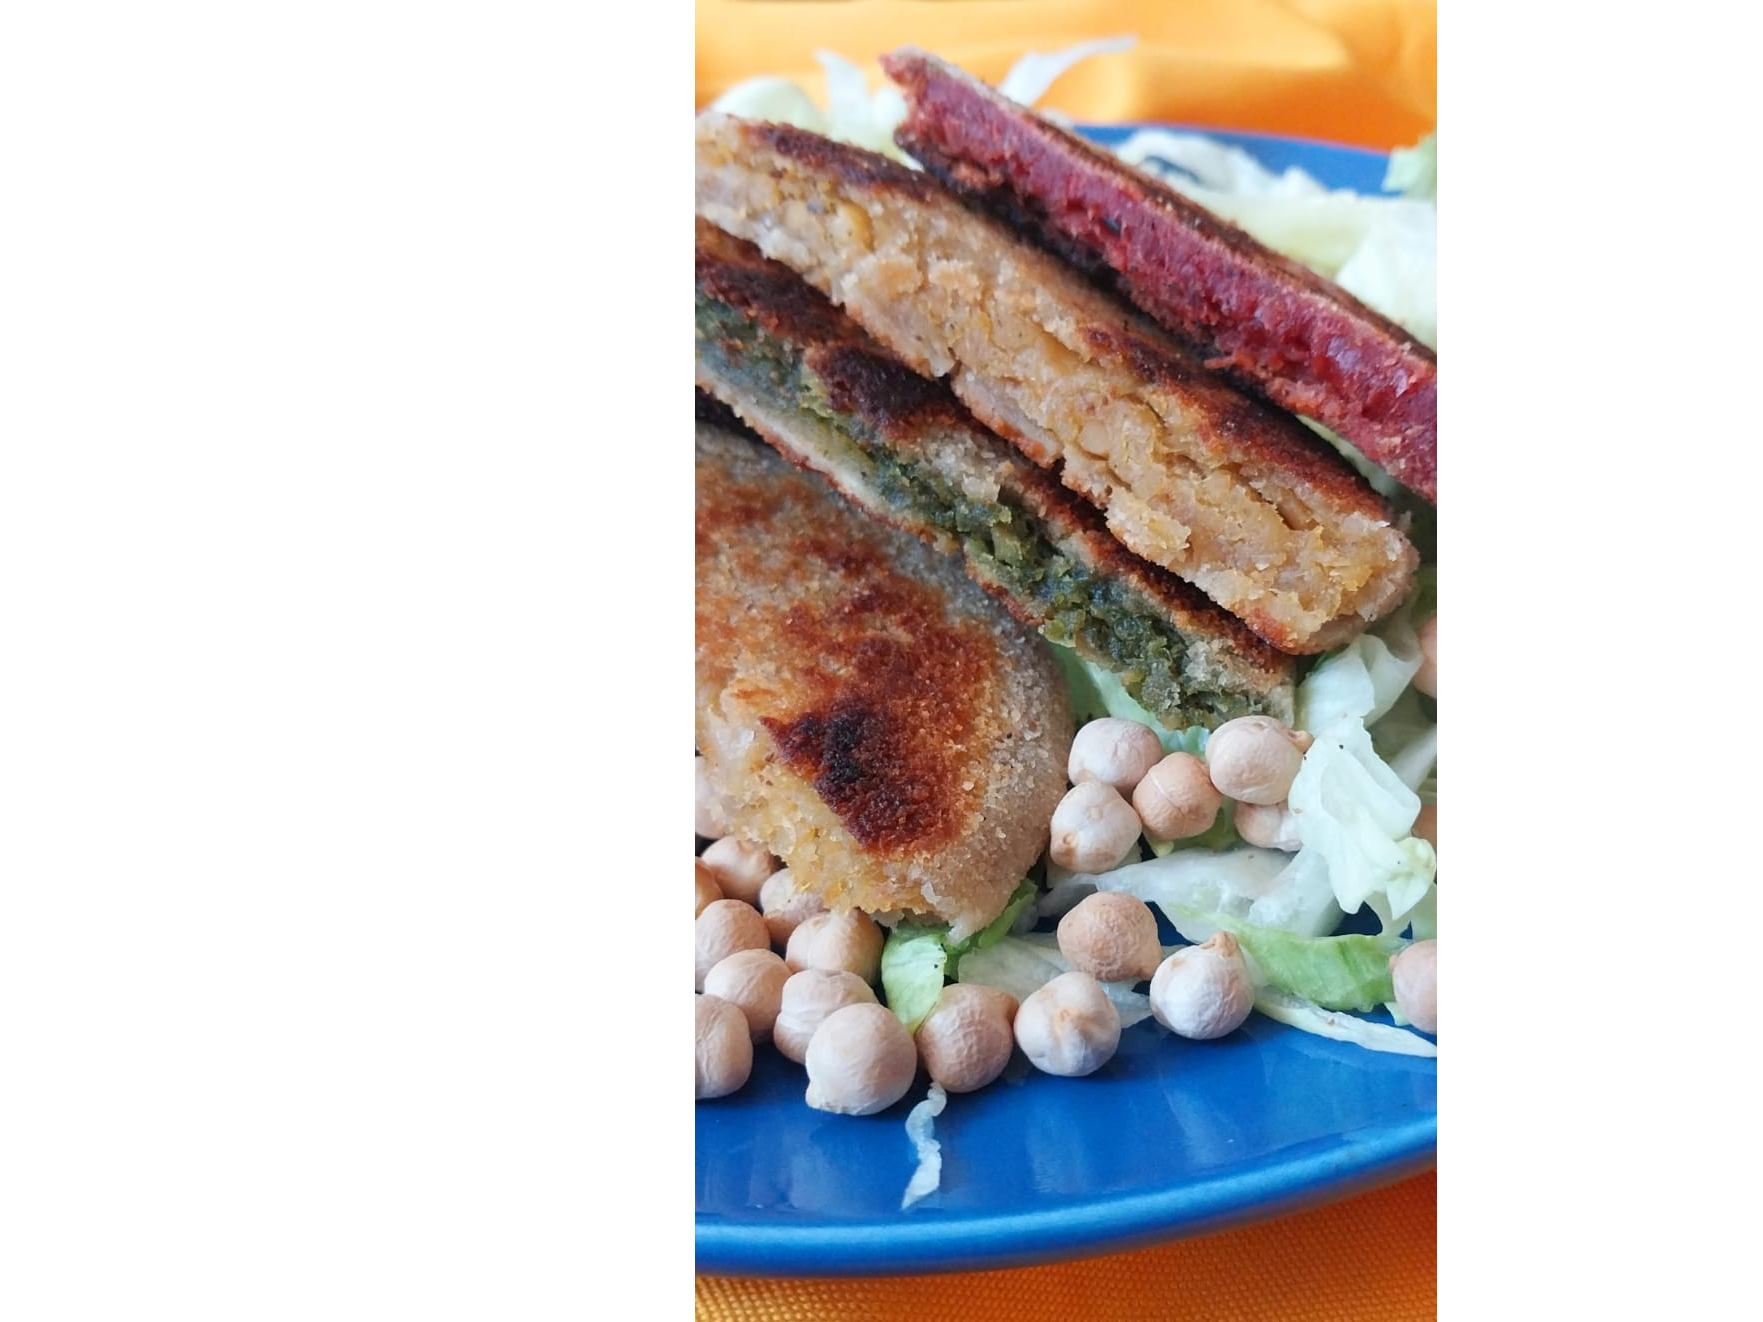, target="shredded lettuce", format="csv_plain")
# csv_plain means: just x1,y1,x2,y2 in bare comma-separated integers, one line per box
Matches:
1056,845,1342,939
1385,132,1437,201
1048,646,1207,754
879,926,949,1033
996,34,1137,106
1253,988,1437,1057
900,1083,948,1210
879,880,1038,1030
958,936,1153,1027
1209,916,1401,1011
